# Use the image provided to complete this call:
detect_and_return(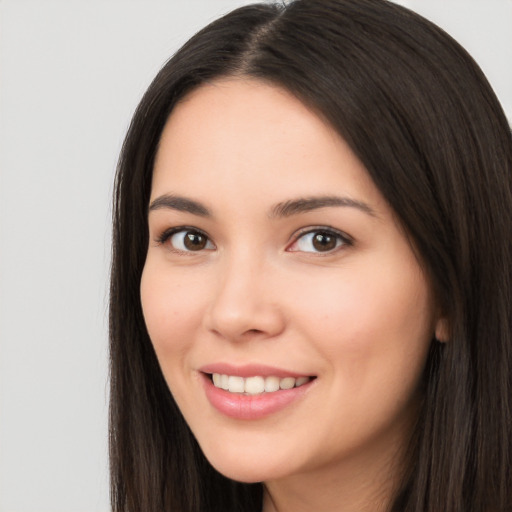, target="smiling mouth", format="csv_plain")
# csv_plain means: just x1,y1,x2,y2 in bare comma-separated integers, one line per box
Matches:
208,373,315,395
